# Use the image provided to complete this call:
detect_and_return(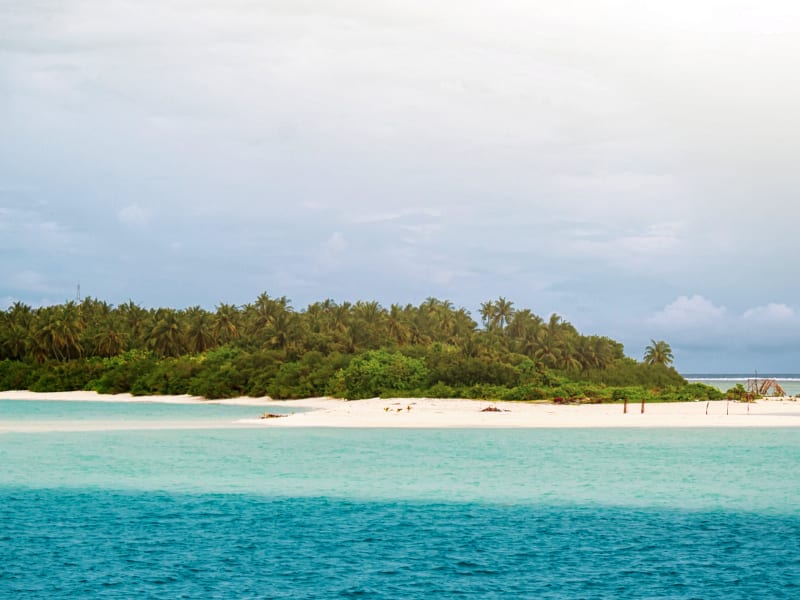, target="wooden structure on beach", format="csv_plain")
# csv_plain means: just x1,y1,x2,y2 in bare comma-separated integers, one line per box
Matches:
747,378,786,397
